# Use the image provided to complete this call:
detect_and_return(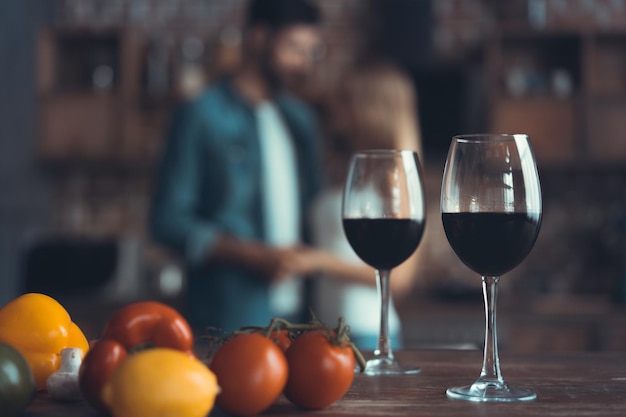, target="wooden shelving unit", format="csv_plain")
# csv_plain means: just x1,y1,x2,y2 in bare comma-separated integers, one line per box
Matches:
37,27,181,171
486,28,626,166
35,27,189,237
584,32,626,162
